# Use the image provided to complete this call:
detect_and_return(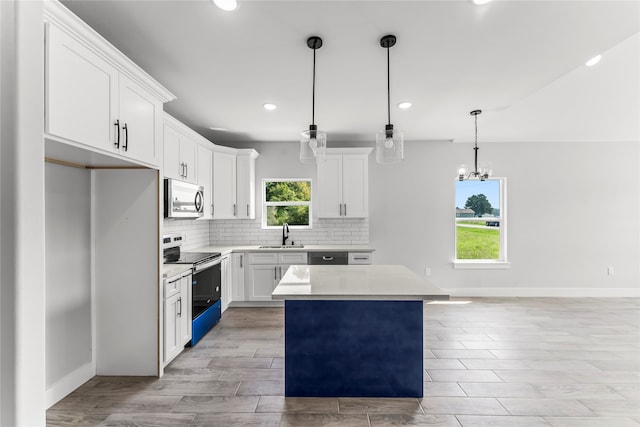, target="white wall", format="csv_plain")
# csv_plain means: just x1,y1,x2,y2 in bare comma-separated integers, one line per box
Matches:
0,0,46,424
45,163,93,406
368,139,639,296
230,139,639,297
